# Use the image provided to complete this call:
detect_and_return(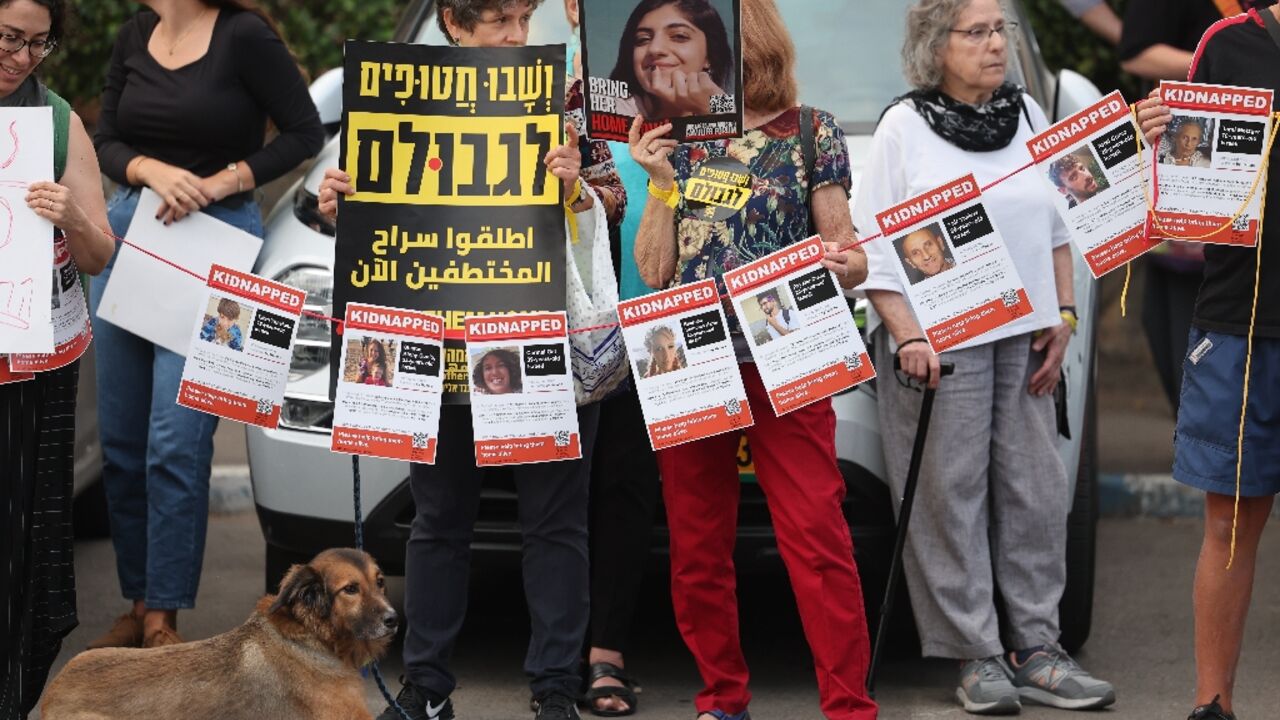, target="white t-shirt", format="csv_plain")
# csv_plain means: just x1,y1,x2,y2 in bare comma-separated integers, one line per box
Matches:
854,96,1071,351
